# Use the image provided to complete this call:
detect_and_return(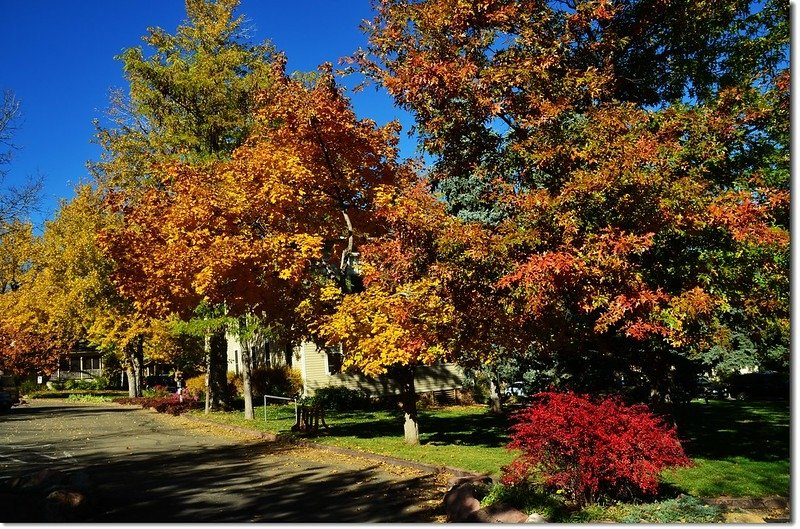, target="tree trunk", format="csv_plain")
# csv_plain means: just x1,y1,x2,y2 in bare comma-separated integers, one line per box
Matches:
123,340,142,397
125,366,137,398
488,369,503,414
204,327,229,412
241,339,254,420
134,335,144,395
204,333,211,413
397,366,419,445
